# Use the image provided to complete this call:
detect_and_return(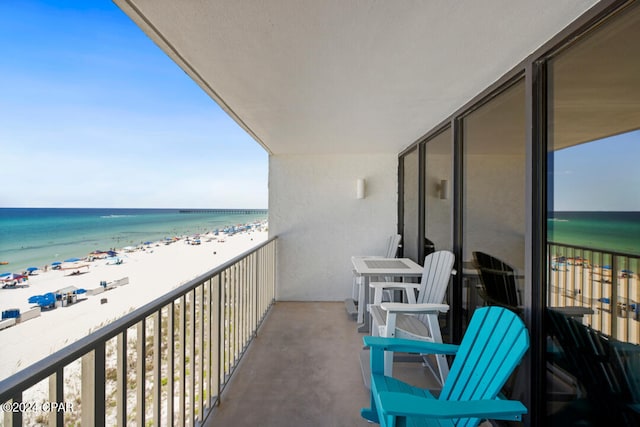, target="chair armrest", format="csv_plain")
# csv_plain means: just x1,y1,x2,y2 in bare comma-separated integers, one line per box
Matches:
380,302,449,314
378,393,527,421
370,282,420,304
363,336,459,355
369,282,419,291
